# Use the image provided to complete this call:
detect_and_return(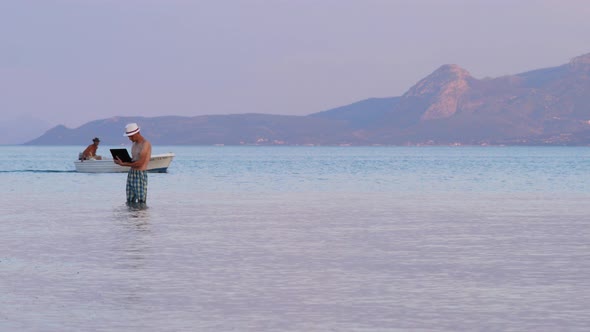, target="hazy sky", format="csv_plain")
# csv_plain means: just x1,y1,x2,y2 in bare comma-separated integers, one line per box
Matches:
1,0,589,128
